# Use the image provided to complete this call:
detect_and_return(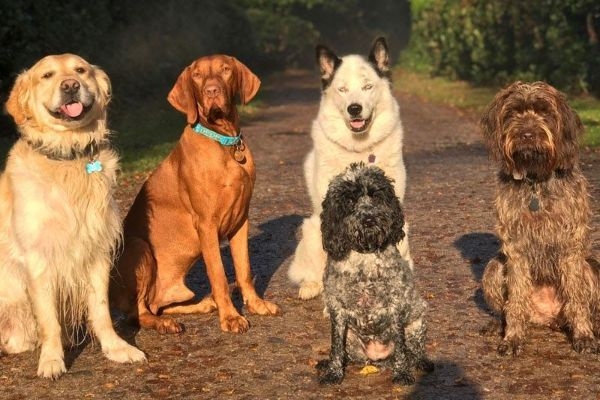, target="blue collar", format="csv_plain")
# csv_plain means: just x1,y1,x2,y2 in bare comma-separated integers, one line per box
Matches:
192,123,241,146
